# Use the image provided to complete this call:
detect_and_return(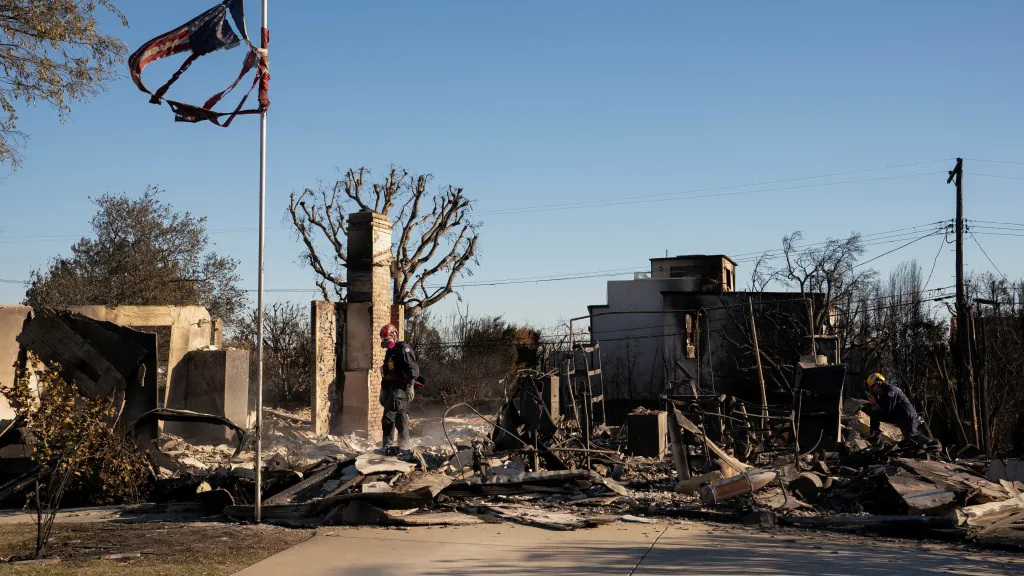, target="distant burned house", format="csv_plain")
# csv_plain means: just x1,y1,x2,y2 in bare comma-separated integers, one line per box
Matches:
588,254,827,411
